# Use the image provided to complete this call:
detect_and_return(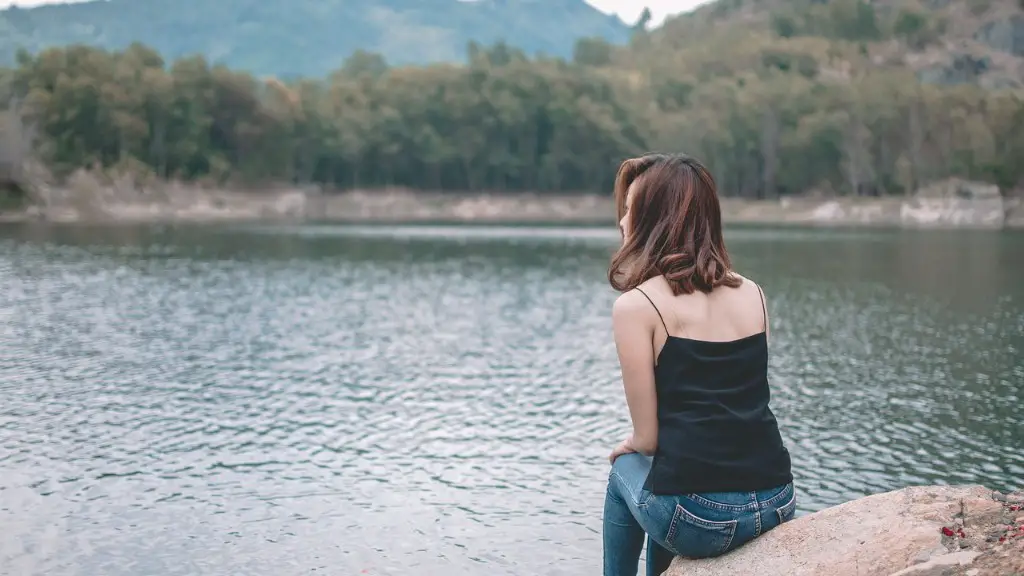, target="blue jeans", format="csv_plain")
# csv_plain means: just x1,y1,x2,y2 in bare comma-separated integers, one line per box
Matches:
603,453,797,576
